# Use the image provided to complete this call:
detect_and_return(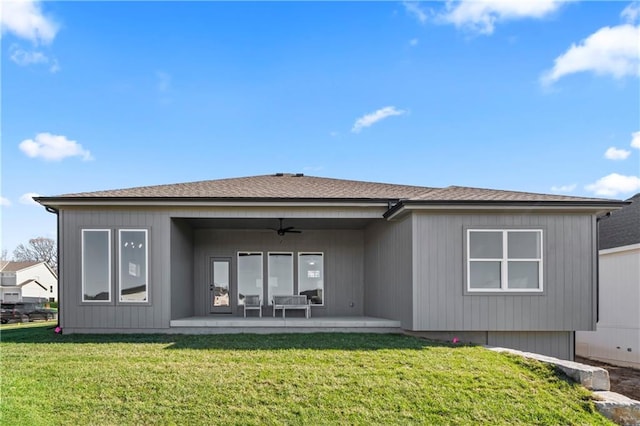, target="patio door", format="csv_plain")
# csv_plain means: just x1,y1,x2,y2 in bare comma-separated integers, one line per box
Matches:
210,258,232,313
